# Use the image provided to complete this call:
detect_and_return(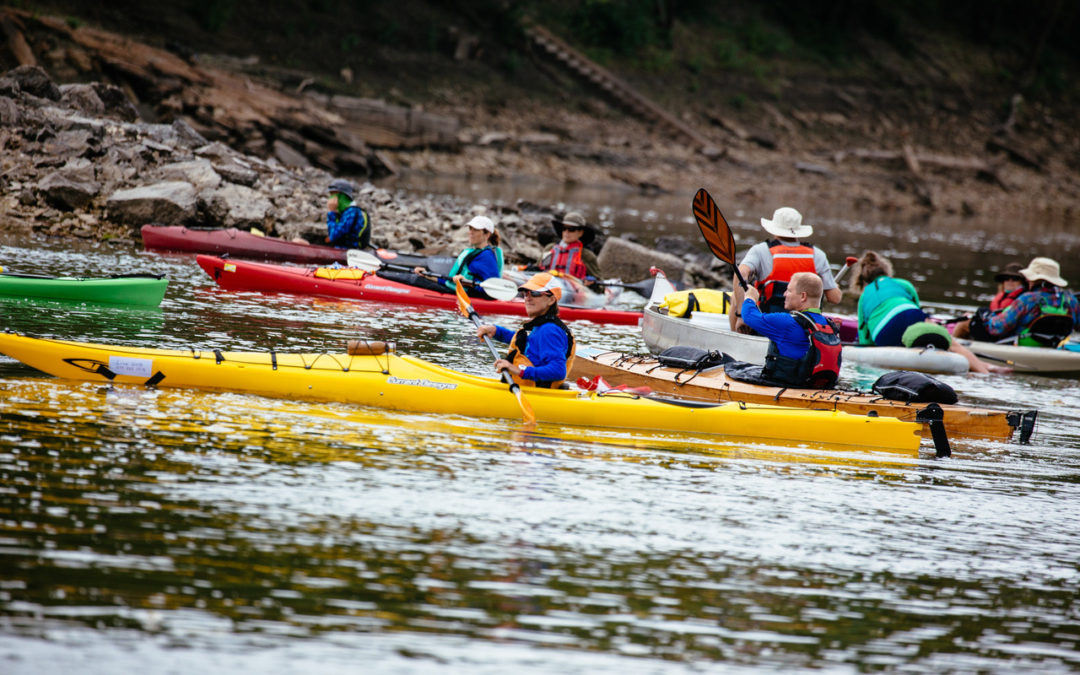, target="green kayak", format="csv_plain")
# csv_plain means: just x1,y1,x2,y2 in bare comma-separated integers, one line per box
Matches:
0,272,168,307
